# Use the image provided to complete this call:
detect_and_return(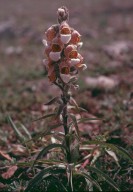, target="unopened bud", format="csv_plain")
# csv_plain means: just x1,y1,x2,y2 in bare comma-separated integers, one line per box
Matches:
57,8,65,17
